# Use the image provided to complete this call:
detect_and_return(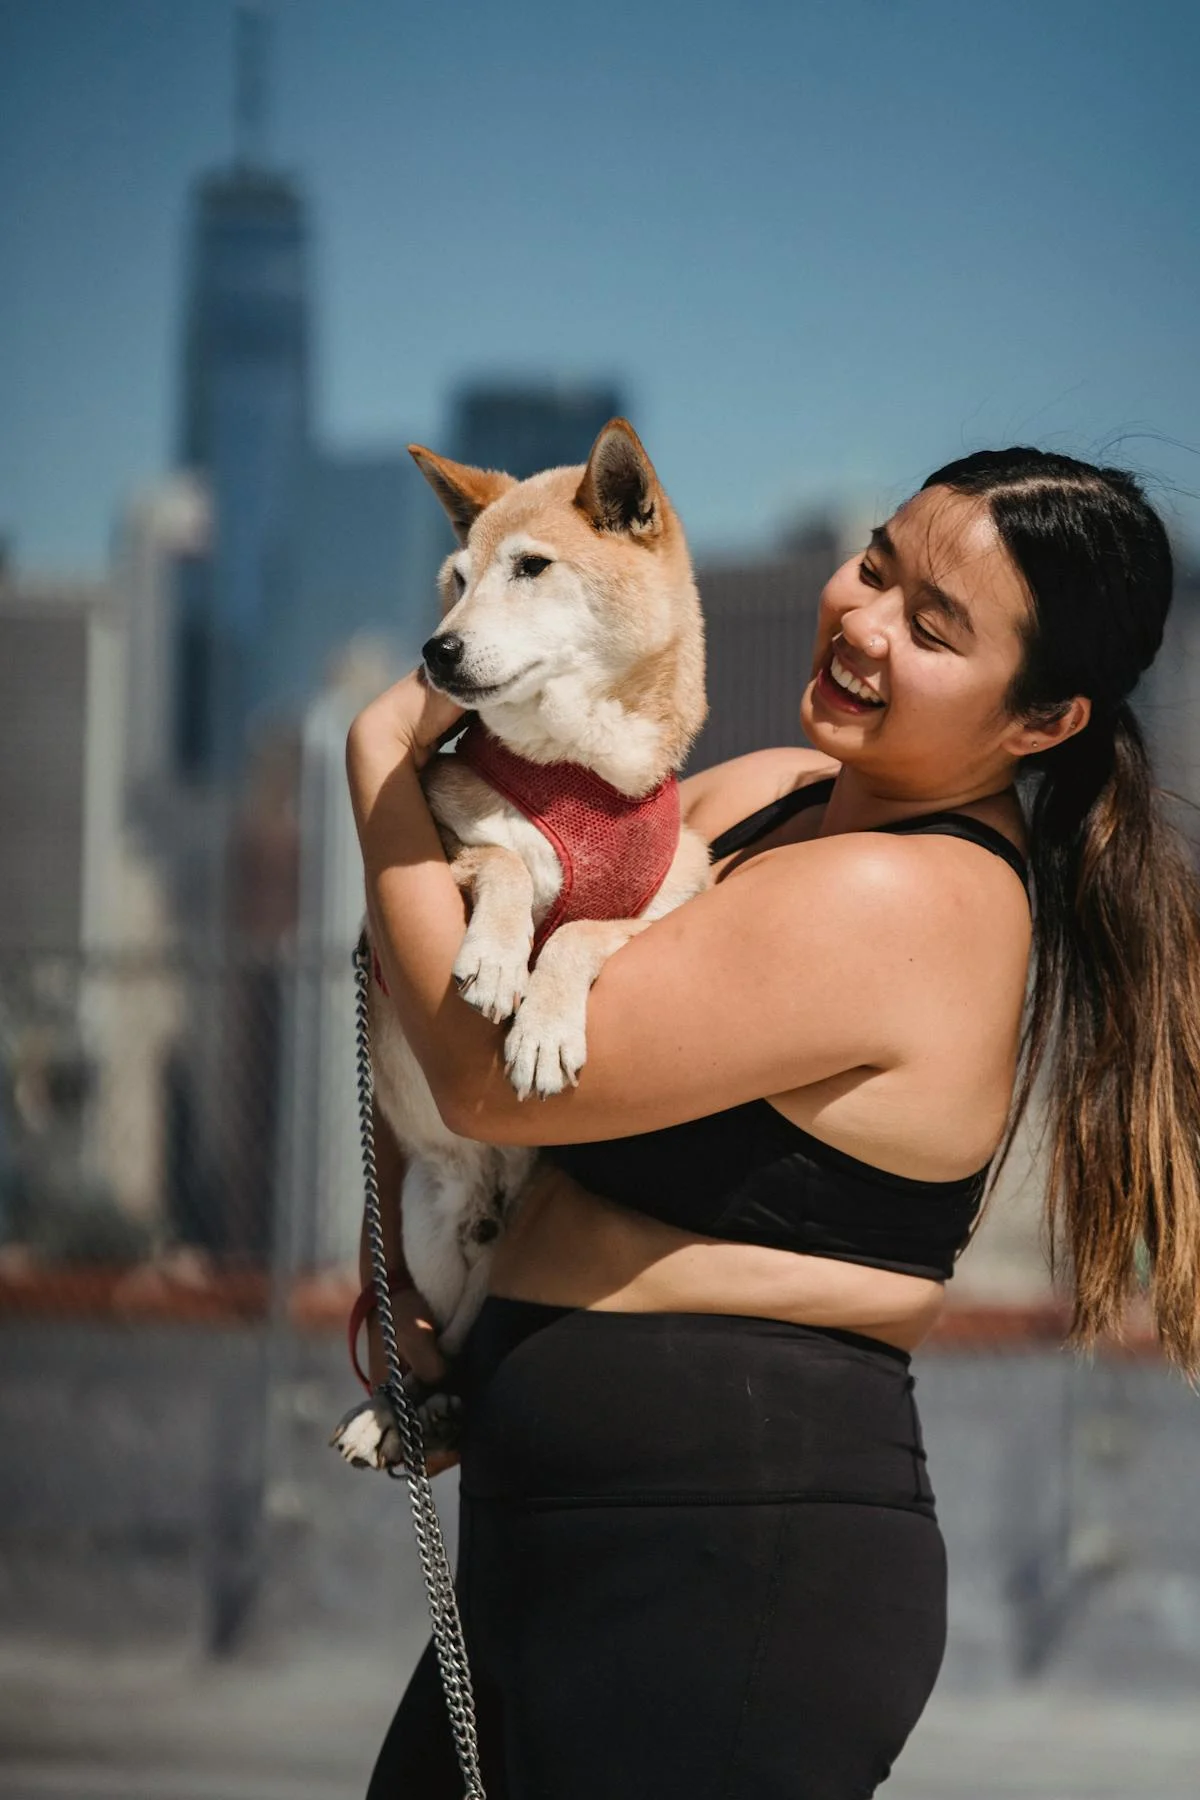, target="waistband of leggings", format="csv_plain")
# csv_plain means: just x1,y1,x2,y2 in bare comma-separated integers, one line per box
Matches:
467,1295,911,1368
457,1299,934,1513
